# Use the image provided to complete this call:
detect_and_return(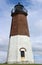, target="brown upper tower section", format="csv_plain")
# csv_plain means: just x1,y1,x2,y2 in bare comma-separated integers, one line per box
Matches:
10,3,30,37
